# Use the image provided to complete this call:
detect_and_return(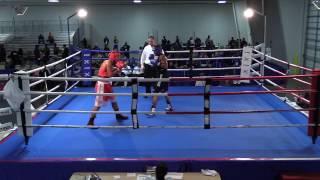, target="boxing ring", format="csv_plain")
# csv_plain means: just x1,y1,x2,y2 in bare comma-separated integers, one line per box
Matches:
0,47,320,180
